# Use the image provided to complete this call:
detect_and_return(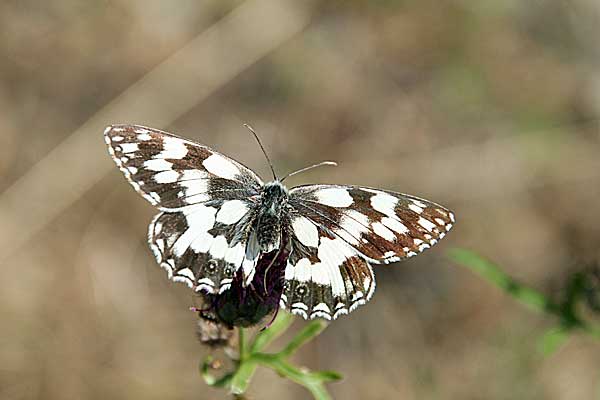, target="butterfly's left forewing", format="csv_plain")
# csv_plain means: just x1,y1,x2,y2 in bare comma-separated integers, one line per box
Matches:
104,124,263,210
